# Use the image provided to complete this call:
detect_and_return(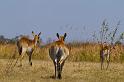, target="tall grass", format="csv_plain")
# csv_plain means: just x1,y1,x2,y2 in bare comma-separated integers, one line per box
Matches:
0,43,124,63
